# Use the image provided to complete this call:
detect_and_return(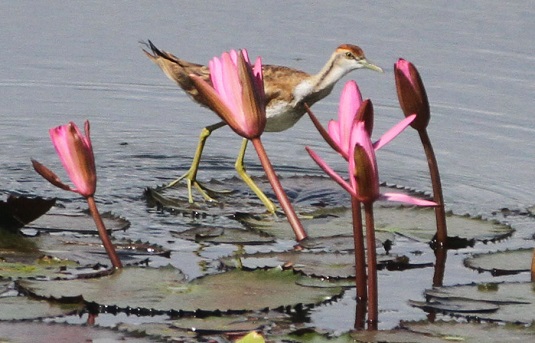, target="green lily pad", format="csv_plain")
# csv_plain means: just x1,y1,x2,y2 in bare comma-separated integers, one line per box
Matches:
0,296,81,320
374,206,513,244
171,226,275,245
419,282,535,323
464,249,533,275
275,329,446,343
0,321,154,343
220,251,423,279
401,321,535,343
235,209,395,246
0,229,39,253
236,205,512,246
35,233,170,265
0,255,79,280
17,267,342,313
23,210,130,234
